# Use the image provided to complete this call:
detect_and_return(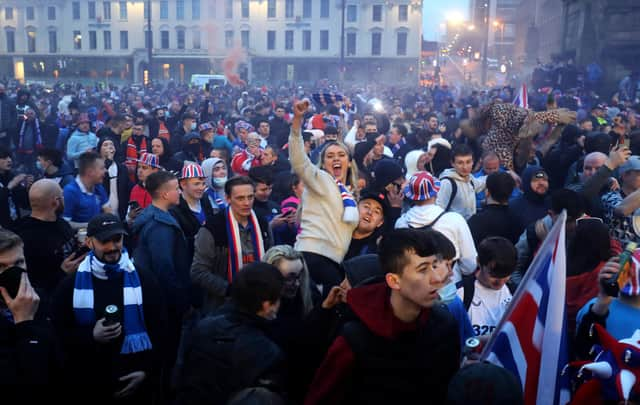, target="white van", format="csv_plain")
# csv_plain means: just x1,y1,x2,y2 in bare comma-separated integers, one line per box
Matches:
190,74,227,88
